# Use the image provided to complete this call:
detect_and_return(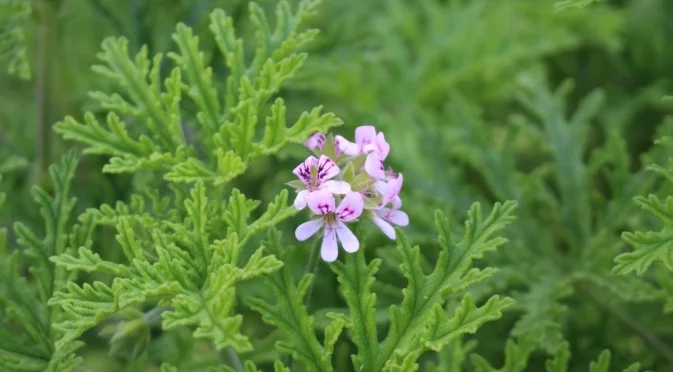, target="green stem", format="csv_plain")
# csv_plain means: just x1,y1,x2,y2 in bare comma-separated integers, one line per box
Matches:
286,237,322,369
210,343,244,372
34,0,59,185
